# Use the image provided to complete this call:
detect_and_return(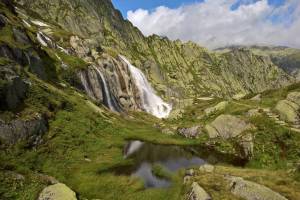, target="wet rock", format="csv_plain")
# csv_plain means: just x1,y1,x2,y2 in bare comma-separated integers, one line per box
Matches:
189,182,211,200
0,114,48,146
178,126,202,138
205,114,254,139
204,101,228,115
38,183,77,200
226,176,288,200
199,164,214,173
